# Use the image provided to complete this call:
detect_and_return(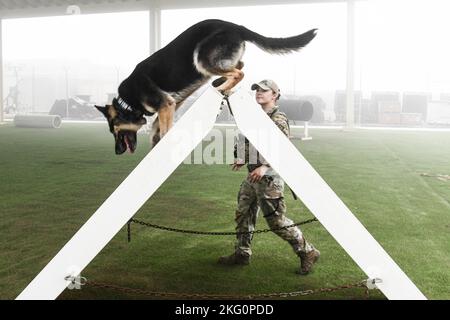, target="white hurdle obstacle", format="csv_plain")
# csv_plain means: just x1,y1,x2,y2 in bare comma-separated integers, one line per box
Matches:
17,86,426,300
